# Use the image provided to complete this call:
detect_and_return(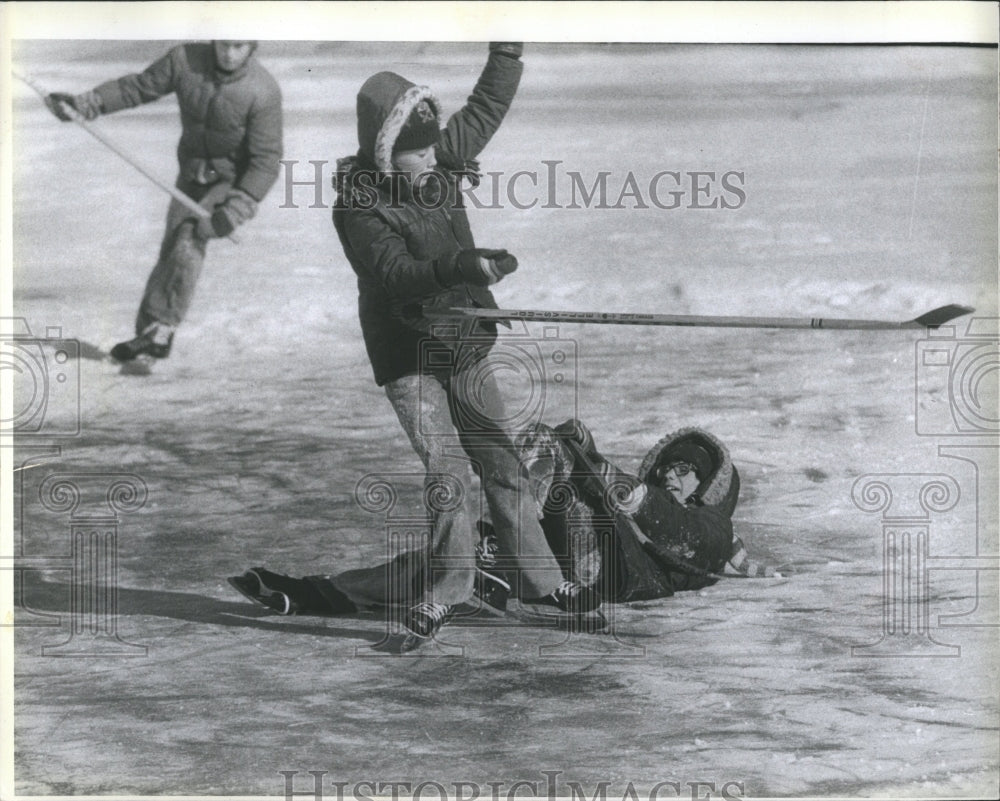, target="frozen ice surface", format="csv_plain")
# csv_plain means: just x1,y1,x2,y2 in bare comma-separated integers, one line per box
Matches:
9,41,999,798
